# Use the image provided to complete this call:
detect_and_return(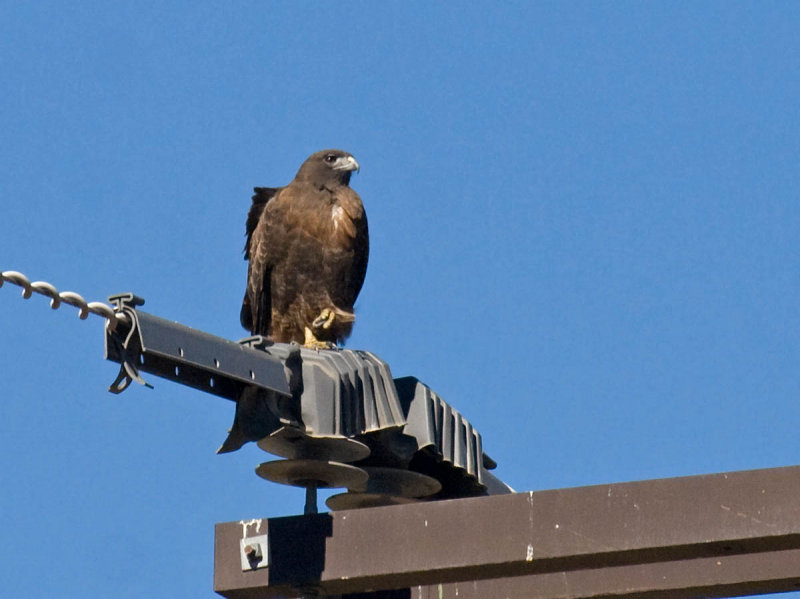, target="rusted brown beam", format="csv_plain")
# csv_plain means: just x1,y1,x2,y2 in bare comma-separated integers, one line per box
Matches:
214,465,800,598
409,548,800,598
